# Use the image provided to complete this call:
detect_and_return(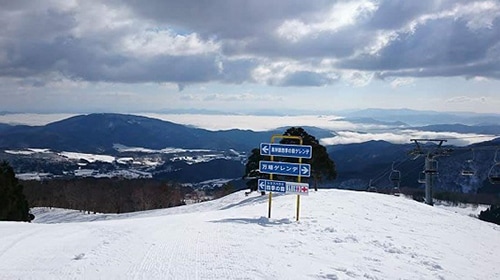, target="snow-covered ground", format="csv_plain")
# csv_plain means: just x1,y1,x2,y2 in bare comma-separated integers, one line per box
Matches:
59,151,116,163
1,190,499,279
